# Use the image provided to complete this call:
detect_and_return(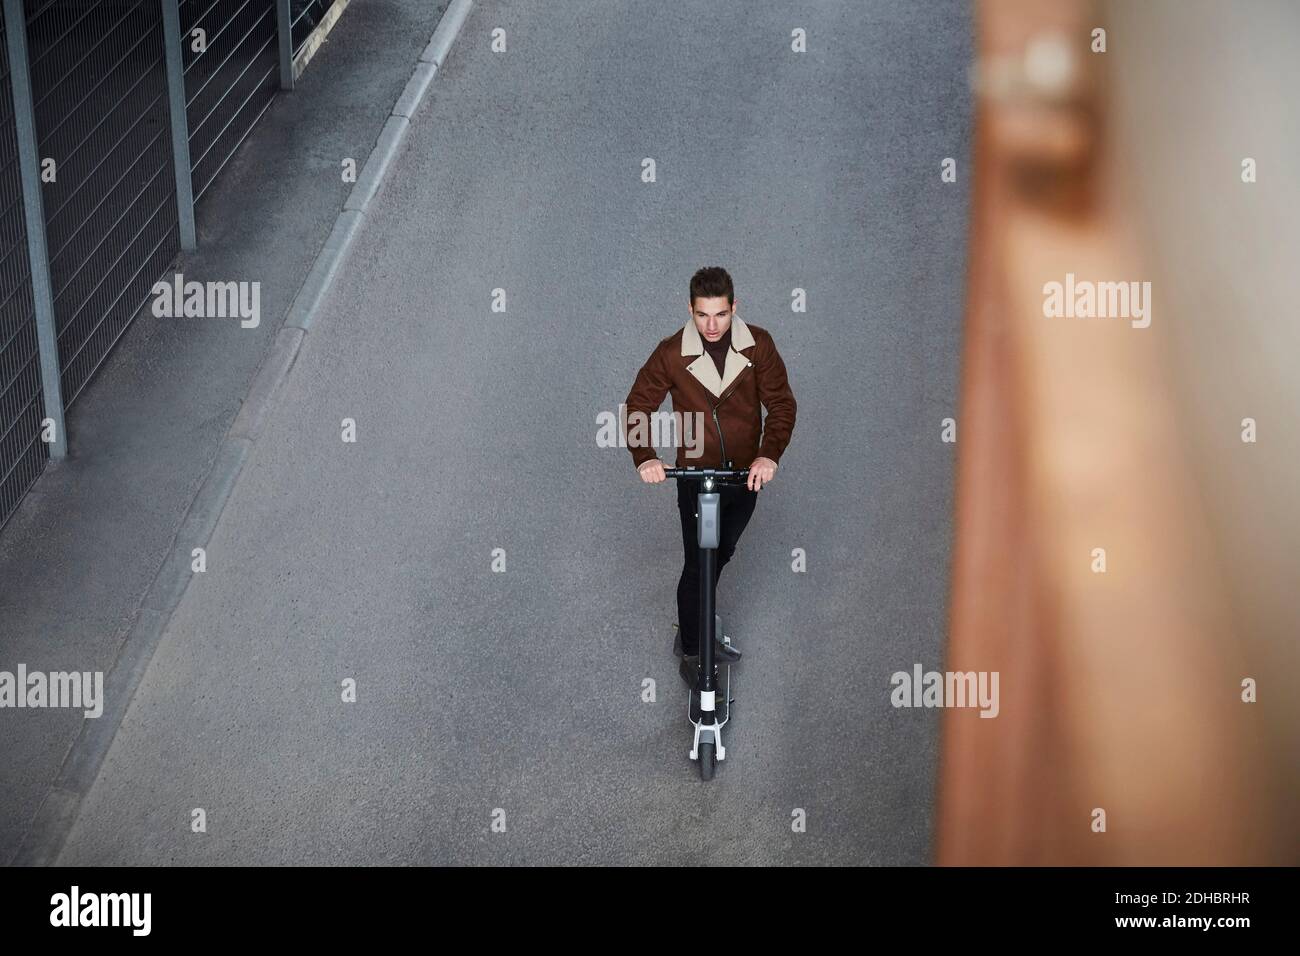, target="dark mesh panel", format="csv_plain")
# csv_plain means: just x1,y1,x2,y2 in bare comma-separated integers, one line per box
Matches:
25,0,181,403
0,12,48,531
182,0,277,202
